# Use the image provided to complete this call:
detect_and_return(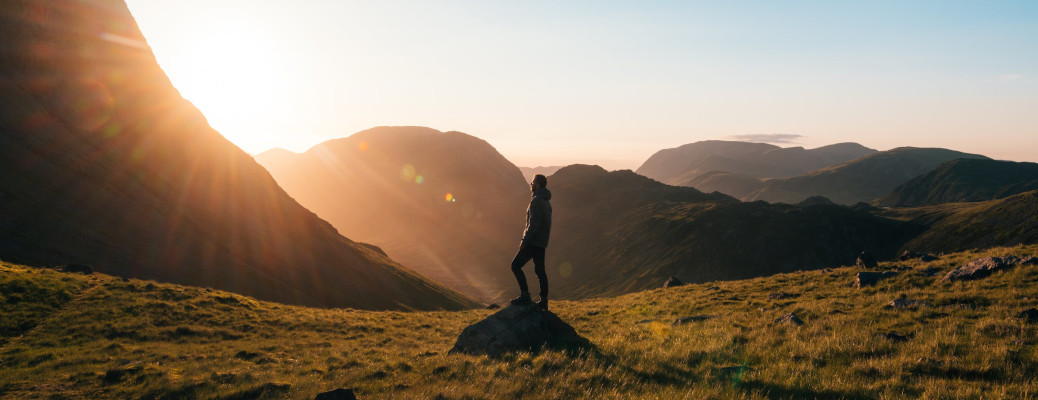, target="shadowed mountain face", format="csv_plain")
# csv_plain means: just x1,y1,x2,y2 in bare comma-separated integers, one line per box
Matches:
256,127,529,301
545,165,919,299
636,141,876,185
0,1,477,310
742,148,990,205
875,159,1038,207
